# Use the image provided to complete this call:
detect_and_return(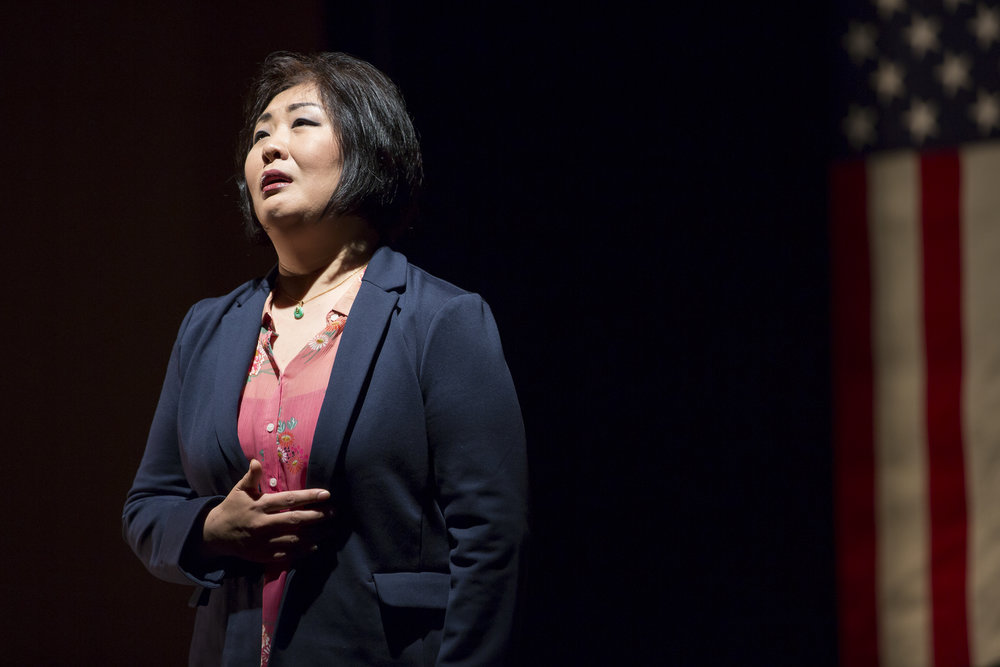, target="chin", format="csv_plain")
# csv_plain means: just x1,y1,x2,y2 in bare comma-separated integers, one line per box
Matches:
257,201,297,223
